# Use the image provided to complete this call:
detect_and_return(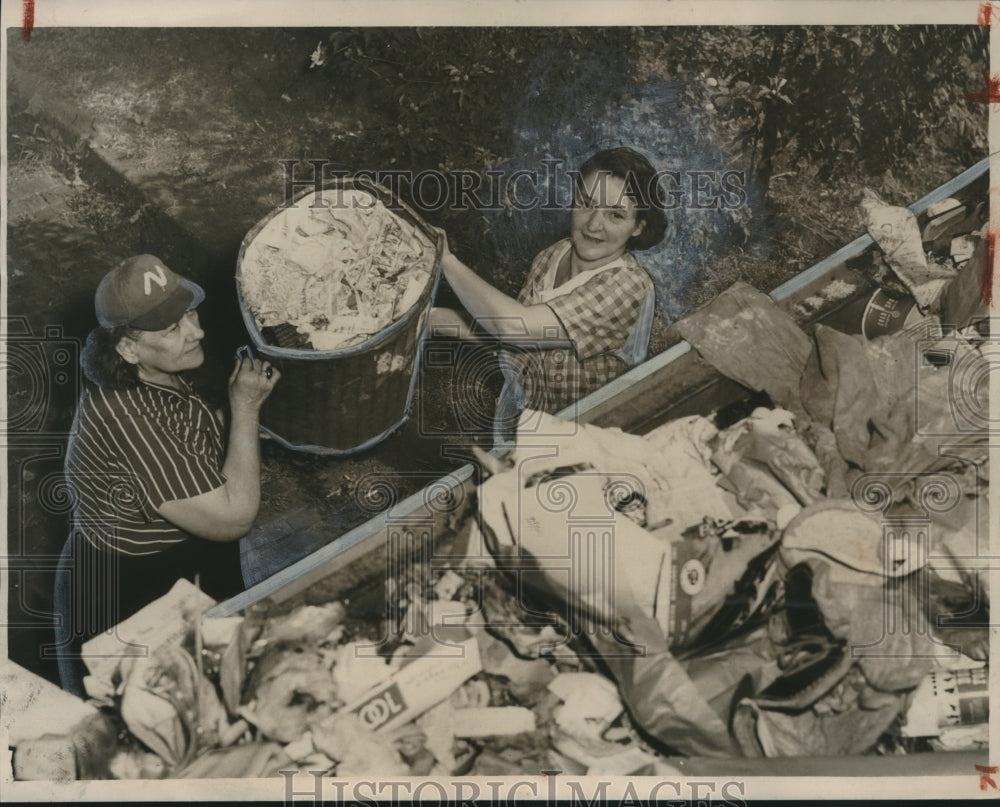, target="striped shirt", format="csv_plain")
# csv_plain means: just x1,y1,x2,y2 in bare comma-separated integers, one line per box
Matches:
64,379,227,556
